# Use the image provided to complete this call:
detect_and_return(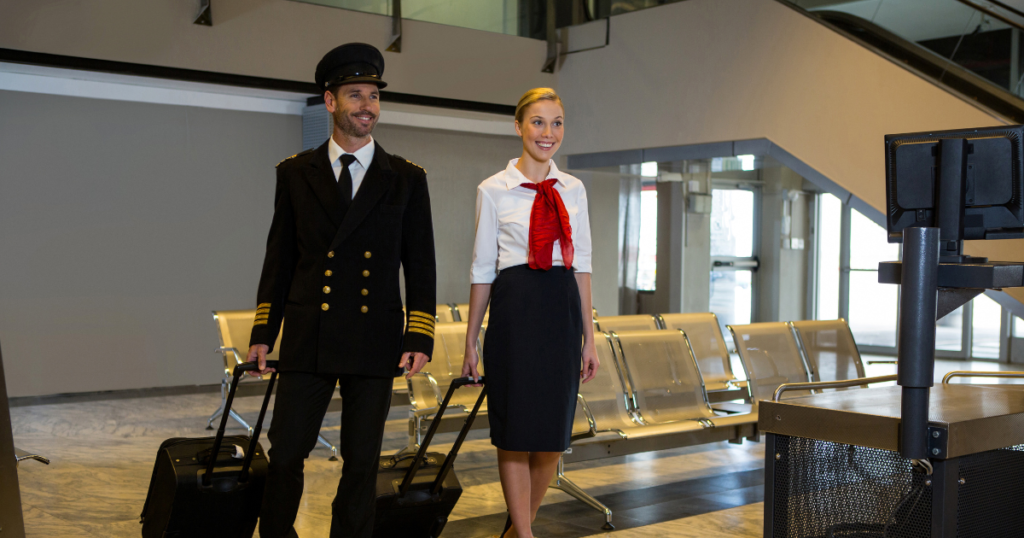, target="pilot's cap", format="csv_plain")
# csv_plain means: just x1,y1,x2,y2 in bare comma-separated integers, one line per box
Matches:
315,43,387,92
